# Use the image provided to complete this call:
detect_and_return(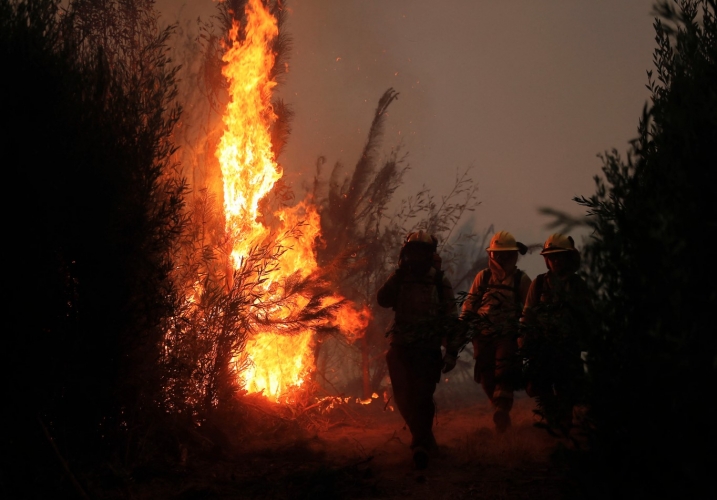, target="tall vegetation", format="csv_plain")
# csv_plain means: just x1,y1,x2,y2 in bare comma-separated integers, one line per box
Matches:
2,0,186,495
552,1,717,497
159,0,348,426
